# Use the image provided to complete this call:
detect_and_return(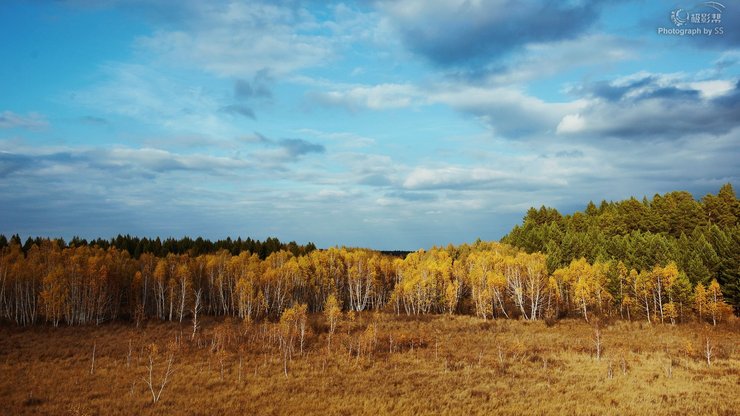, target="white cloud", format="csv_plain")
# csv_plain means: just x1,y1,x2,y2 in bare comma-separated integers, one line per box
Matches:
100,147,249,172
556,114,586,134
311,83,420,111
430,85,586,138
73,63,239,138
557,72,740,139
0,146,250,178
297,129,376,148
134,2,333,77
309,80,586,138
403,167,504,189
484,34,637,86
0,111,48,130
687,80,736,99
402,165,567,190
